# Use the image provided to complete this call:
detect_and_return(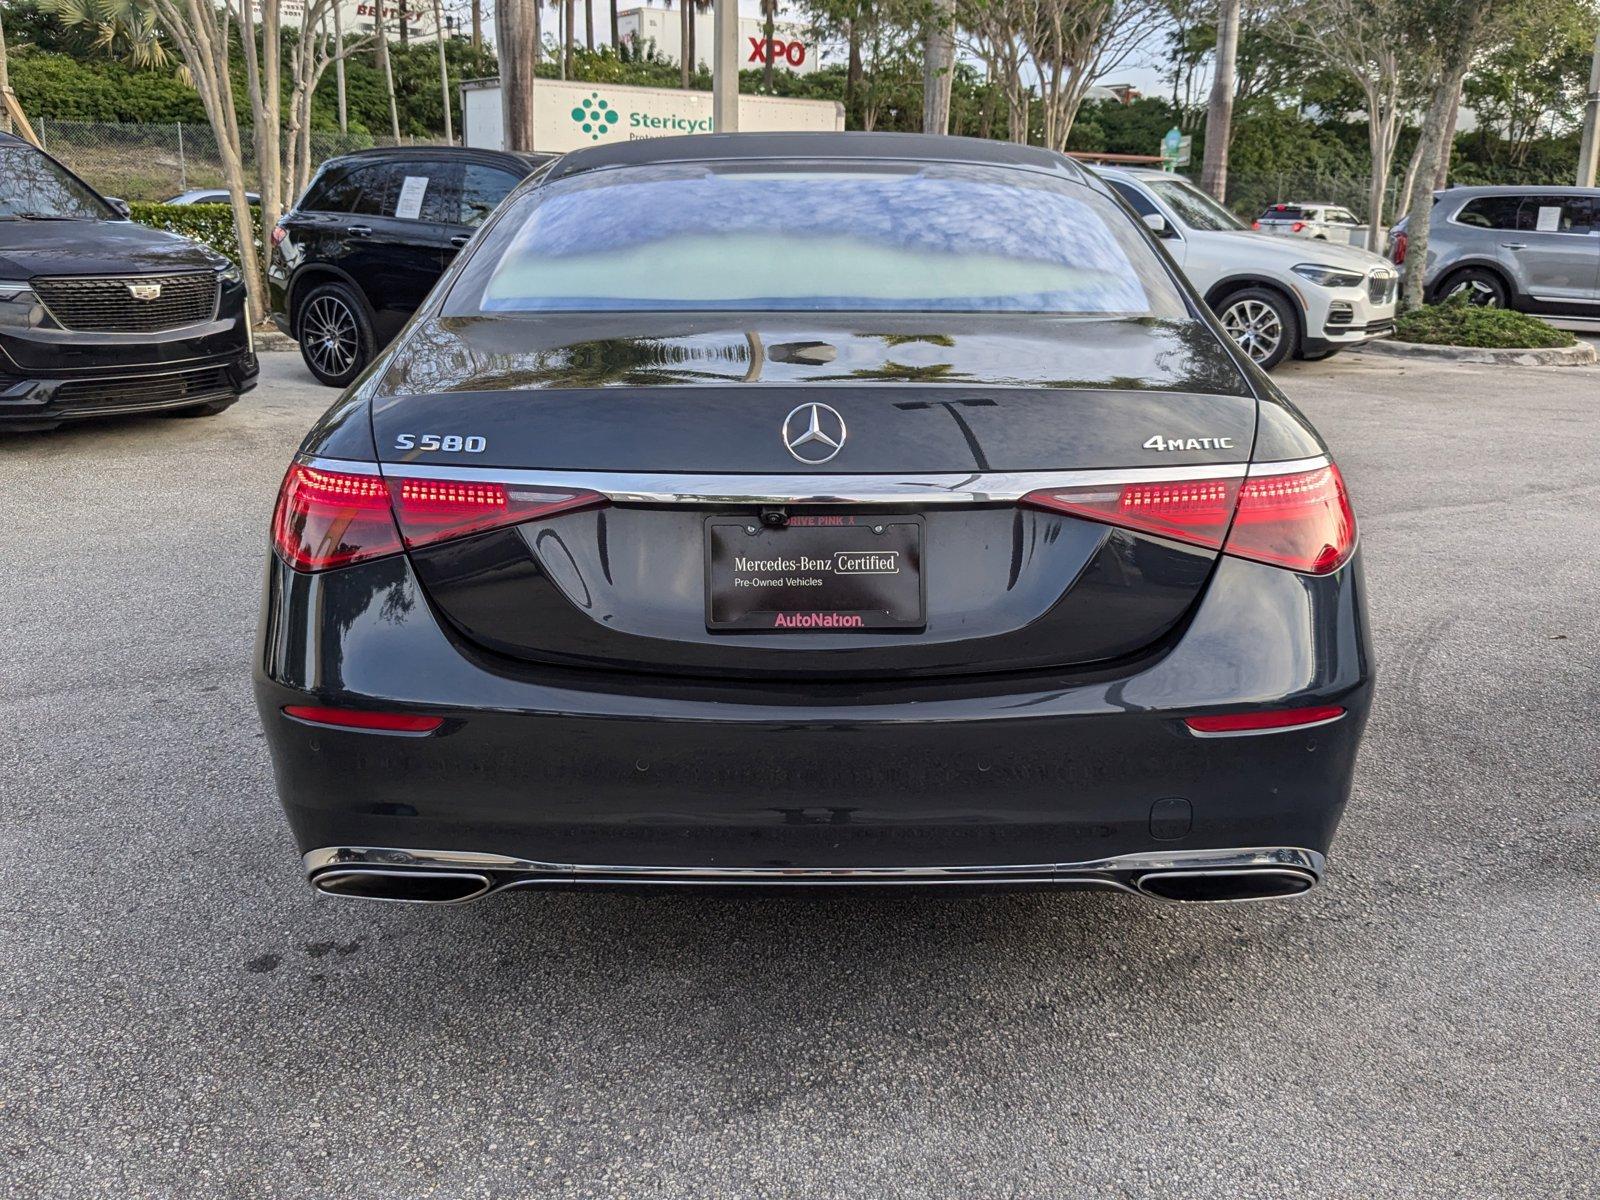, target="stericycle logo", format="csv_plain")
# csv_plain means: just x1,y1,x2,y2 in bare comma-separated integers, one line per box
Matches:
570,93,620,140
